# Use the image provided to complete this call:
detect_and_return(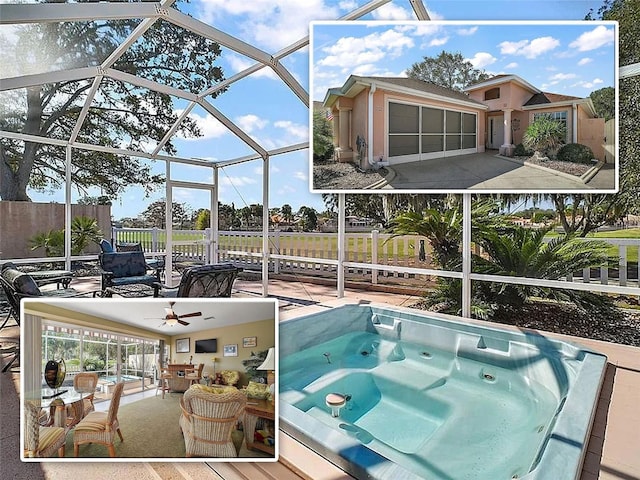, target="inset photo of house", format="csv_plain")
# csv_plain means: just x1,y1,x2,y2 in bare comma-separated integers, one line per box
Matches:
311,21,618,192
20,298,277,461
